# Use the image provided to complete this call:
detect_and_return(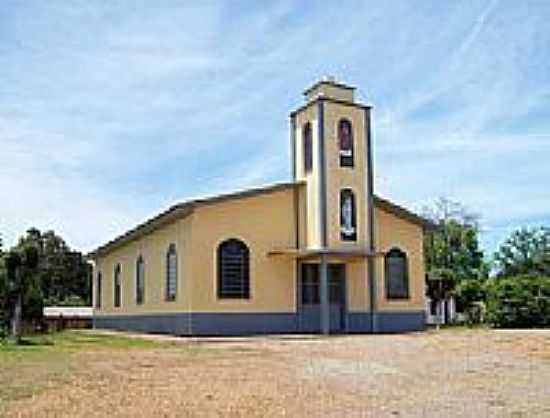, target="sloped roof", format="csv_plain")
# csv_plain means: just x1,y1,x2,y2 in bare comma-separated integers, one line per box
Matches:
88,181,433,259
88,181,302,258
373,195,435,230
